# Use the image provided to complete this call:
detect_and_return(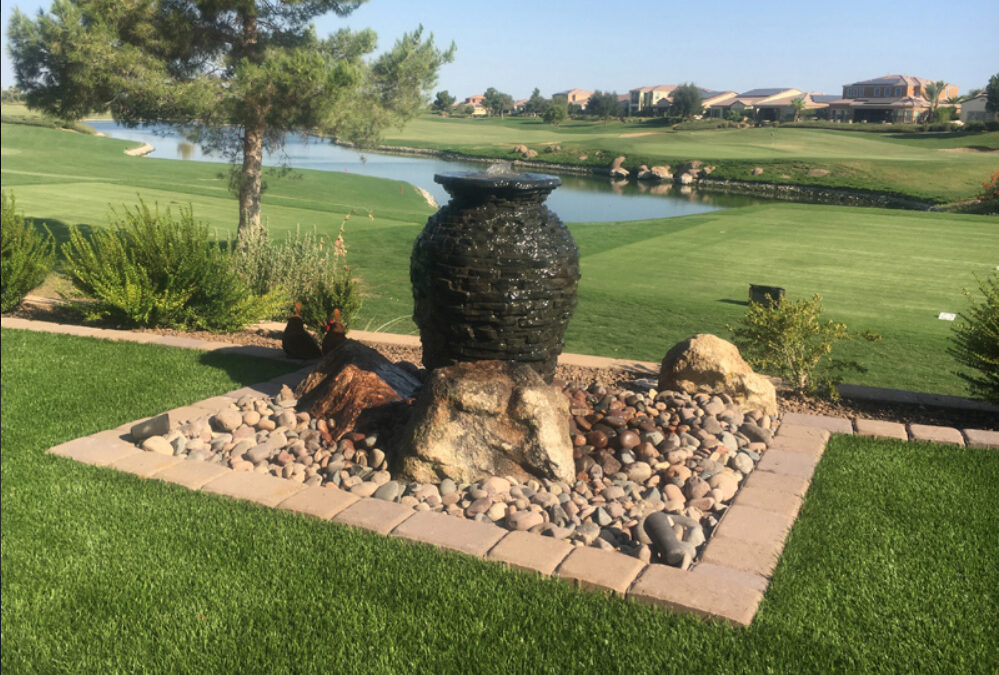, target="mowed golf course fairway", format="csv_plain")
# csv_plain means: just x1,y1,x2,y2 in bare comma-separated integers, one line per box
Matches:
380,115,999,204
2,122,997,396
